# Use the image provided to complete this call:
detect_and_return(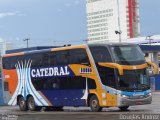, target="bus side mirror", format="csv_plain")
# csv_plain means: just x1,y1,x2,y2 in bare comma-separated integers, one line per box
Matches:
147,61,159,75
